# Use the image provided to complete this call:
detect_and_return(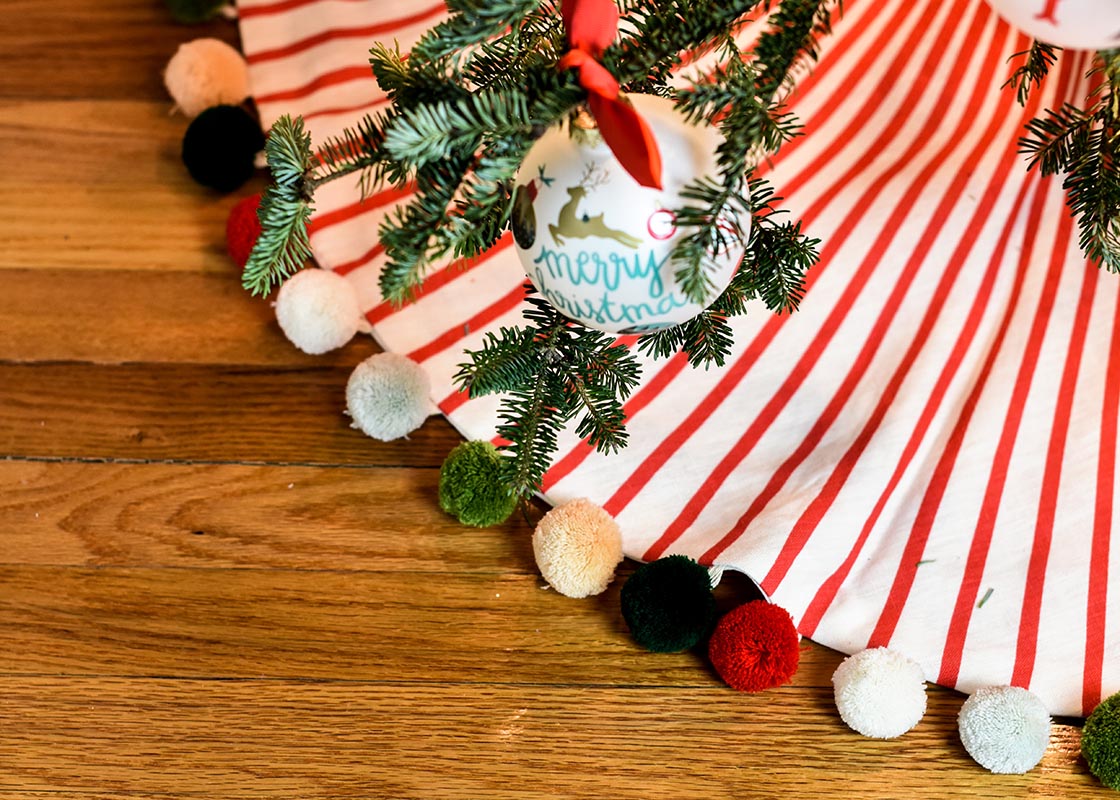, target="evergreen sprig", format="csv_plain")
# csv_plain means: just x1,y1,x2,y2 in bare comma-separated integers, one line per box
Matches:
1019,50,1120,272
455,290,641,498
242,115,315,296
1004,41,1060,107
638,179,819,368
